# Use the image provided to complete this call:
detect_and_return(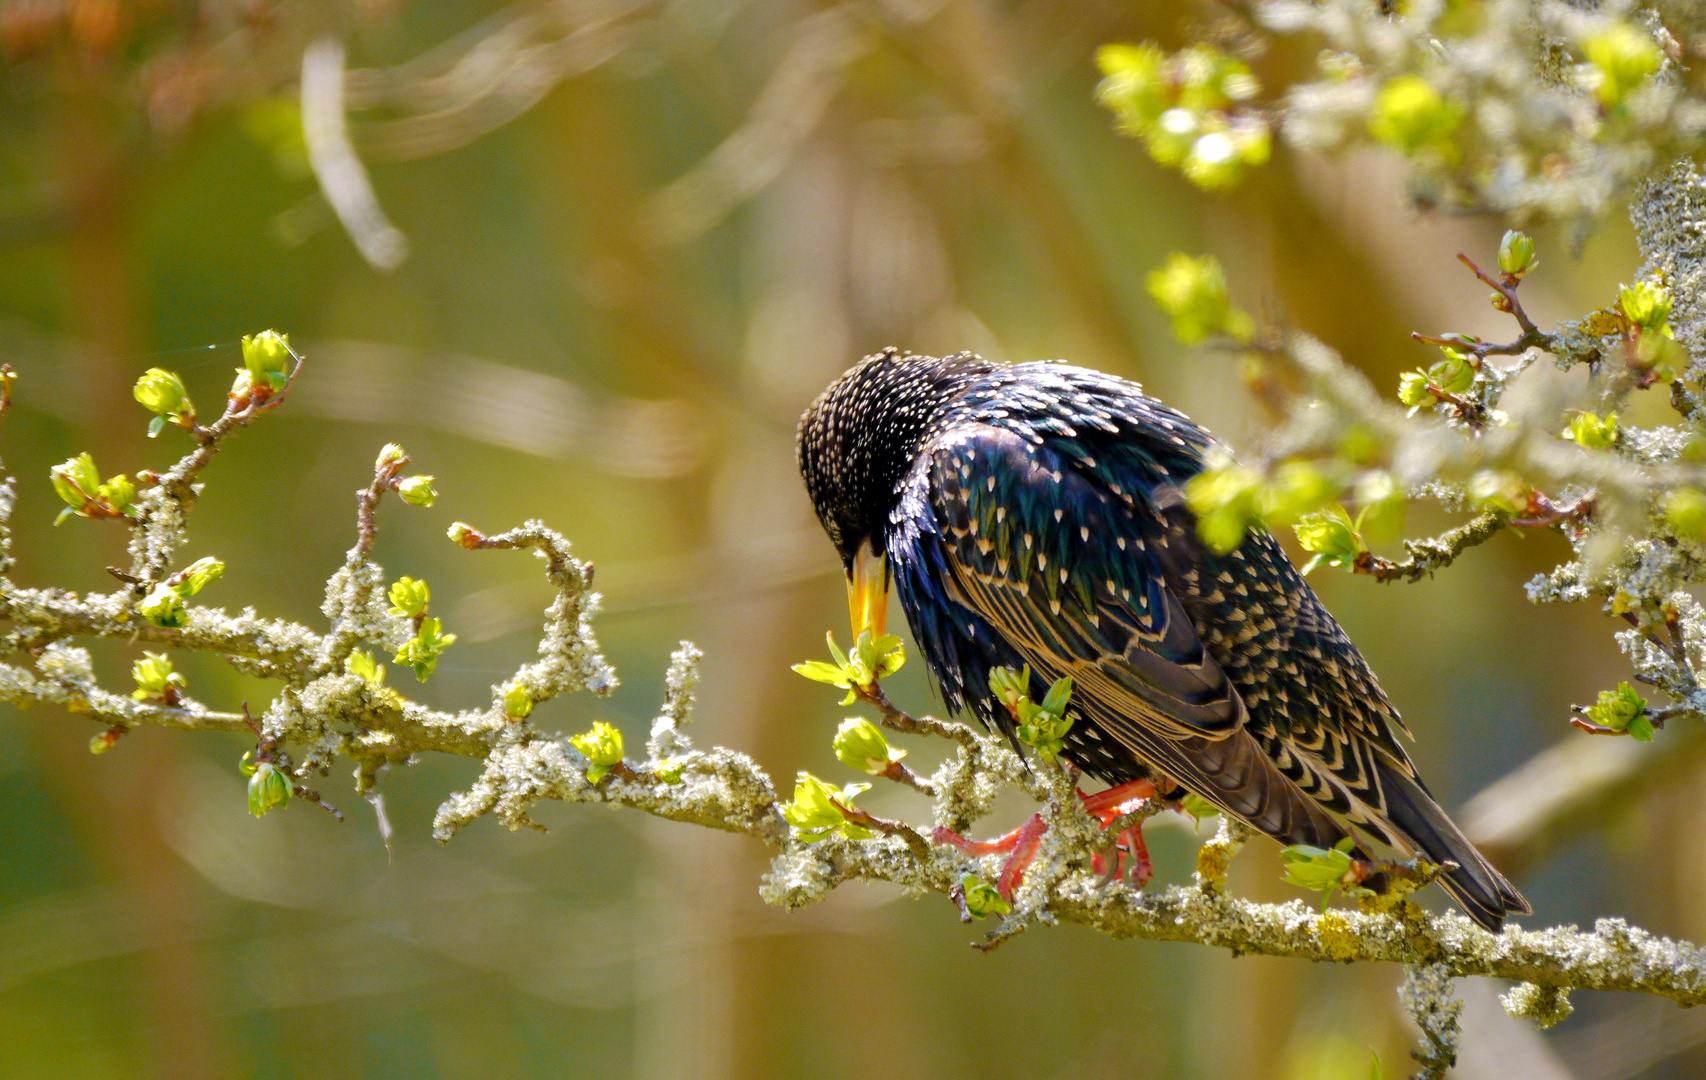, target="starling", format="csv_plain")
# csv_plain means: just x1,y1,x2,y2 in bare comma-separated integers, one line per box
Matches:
797,348,1529,931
